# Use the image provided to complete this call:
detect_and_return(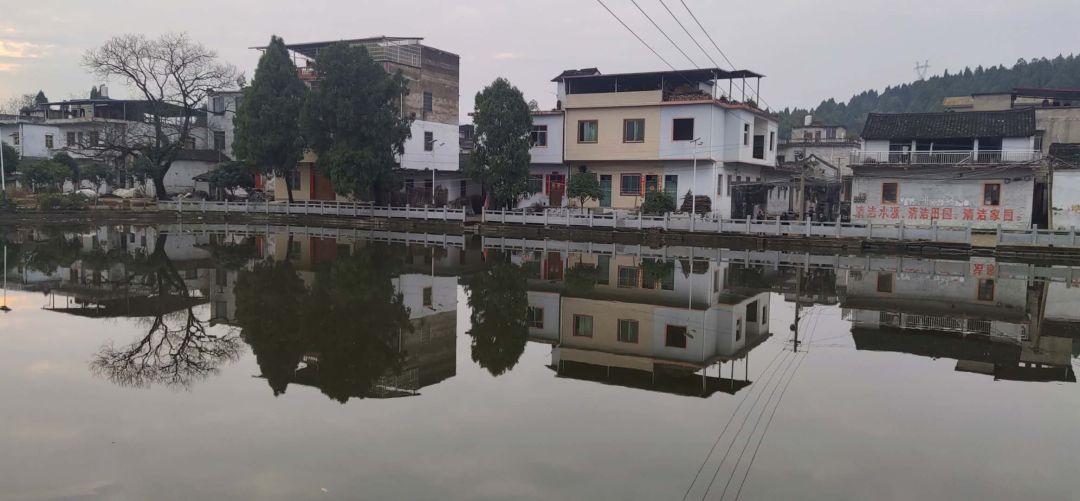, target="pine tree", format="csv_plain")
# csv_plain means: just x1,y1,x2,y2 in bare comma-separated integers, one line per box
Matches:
233,35,307,203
